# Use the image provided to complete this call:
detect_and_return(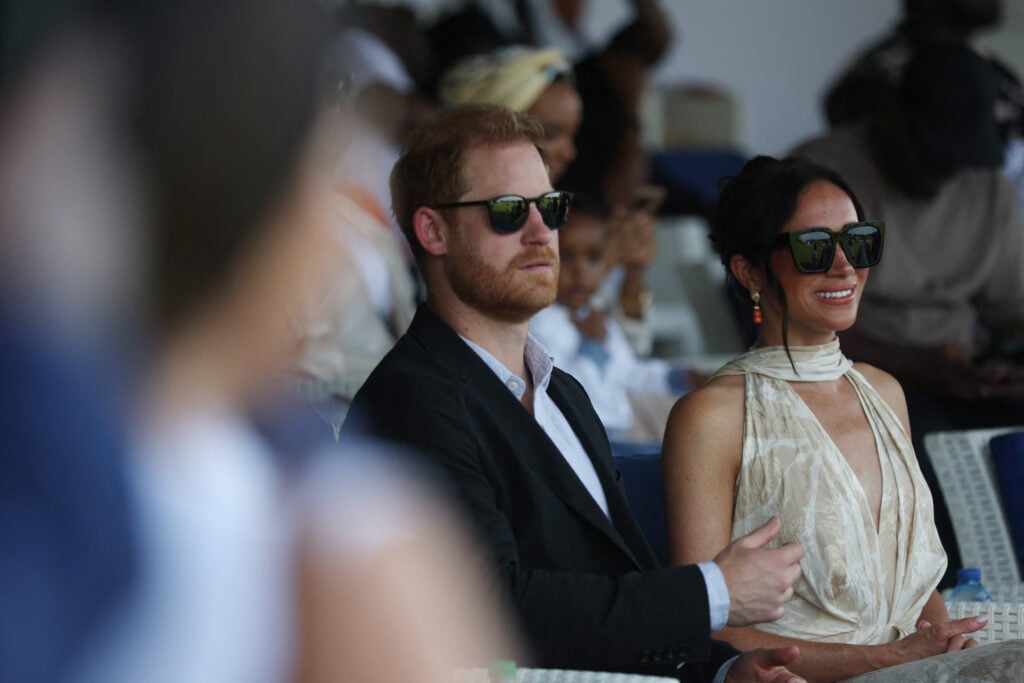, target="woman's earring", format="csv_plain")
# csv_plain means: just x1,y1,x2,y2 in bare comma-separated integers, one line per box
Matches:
751,290,762,324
